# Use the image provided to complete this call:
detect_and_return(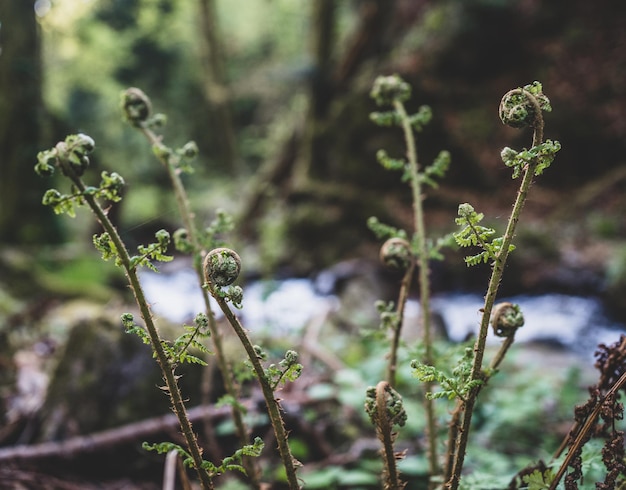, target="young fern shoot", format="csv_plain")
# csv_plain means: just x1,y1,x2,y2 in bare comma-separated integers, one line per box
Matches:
203,248,303,490
120,88,262,486
444,82,560,490
35,134,216,489
365,381,409,490
369,74,451,482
